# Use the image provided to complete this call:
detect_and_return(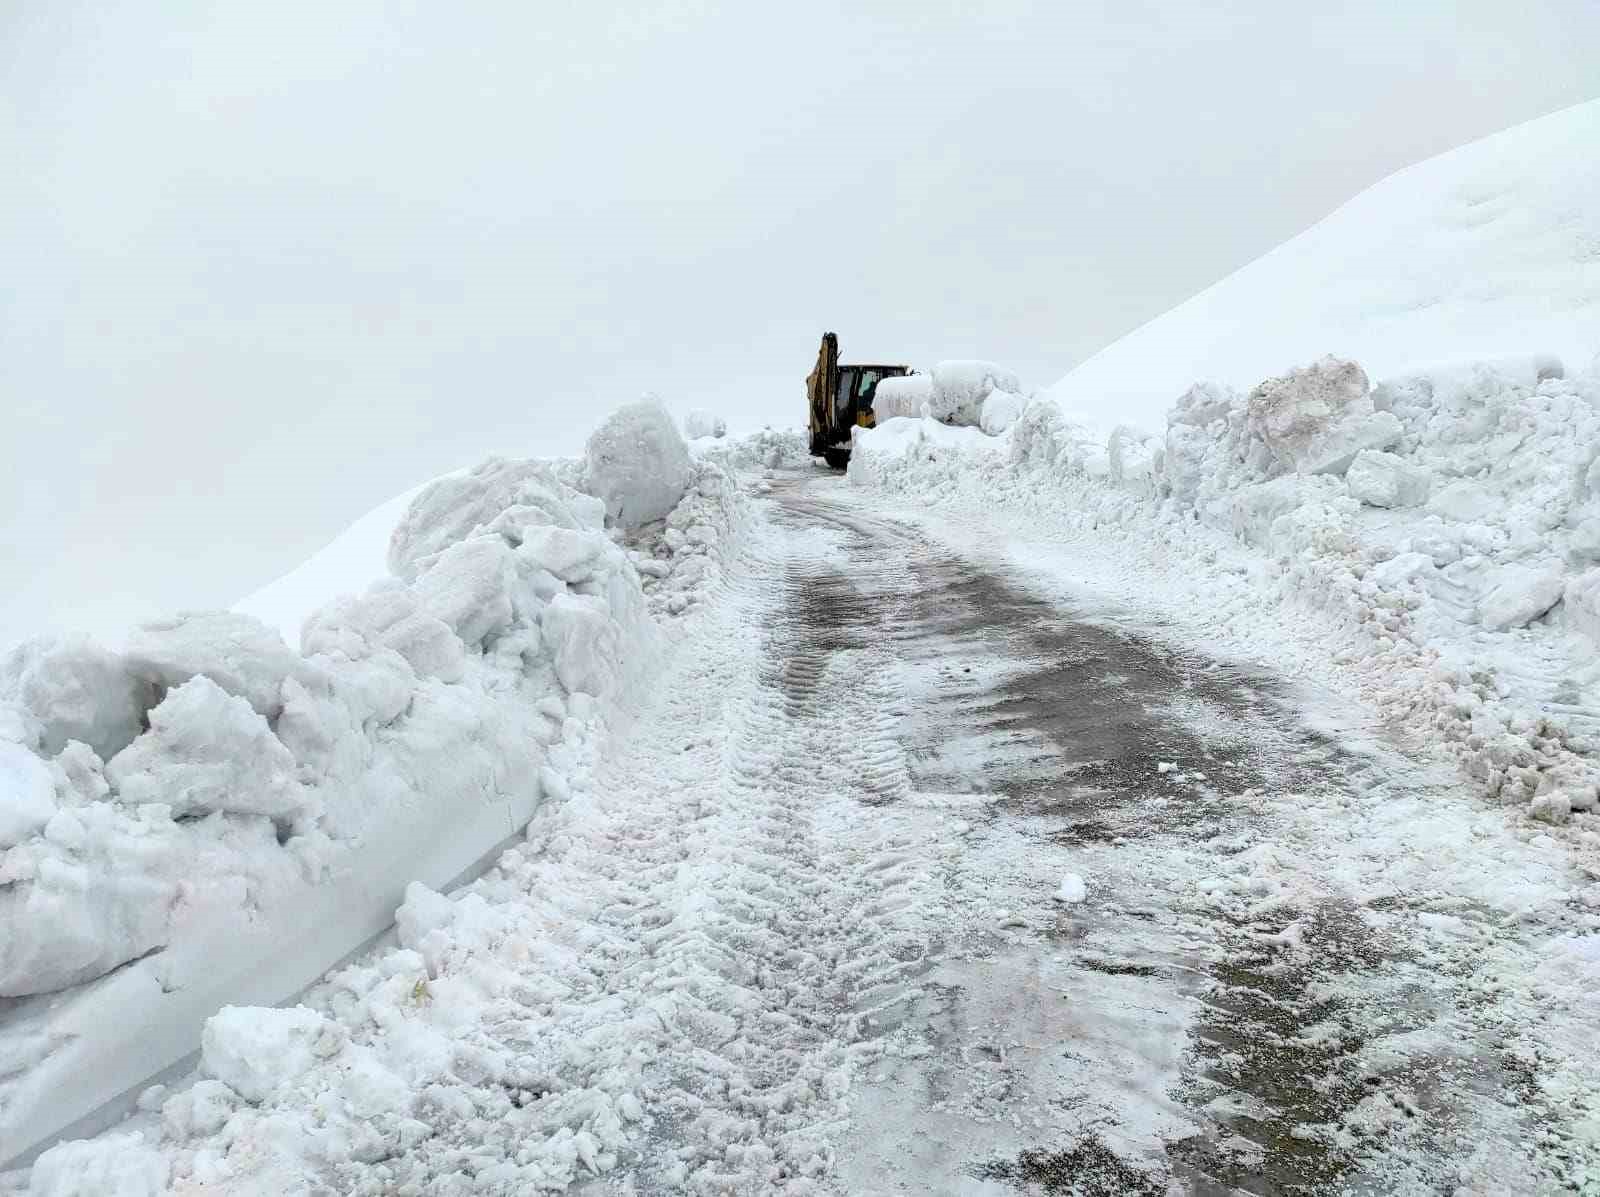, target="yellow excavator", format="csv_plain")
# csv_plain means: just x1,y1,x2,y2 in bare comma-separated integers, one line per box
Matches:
806,332,912,469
